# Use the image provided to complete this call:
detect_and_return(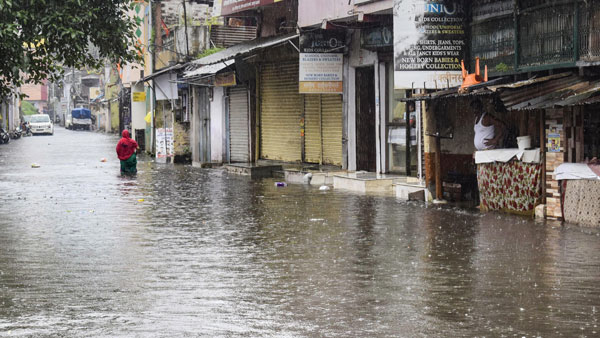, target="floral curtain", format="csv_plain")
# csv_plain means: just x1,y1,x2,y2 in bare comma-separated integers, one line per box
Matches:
477,161,542,215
